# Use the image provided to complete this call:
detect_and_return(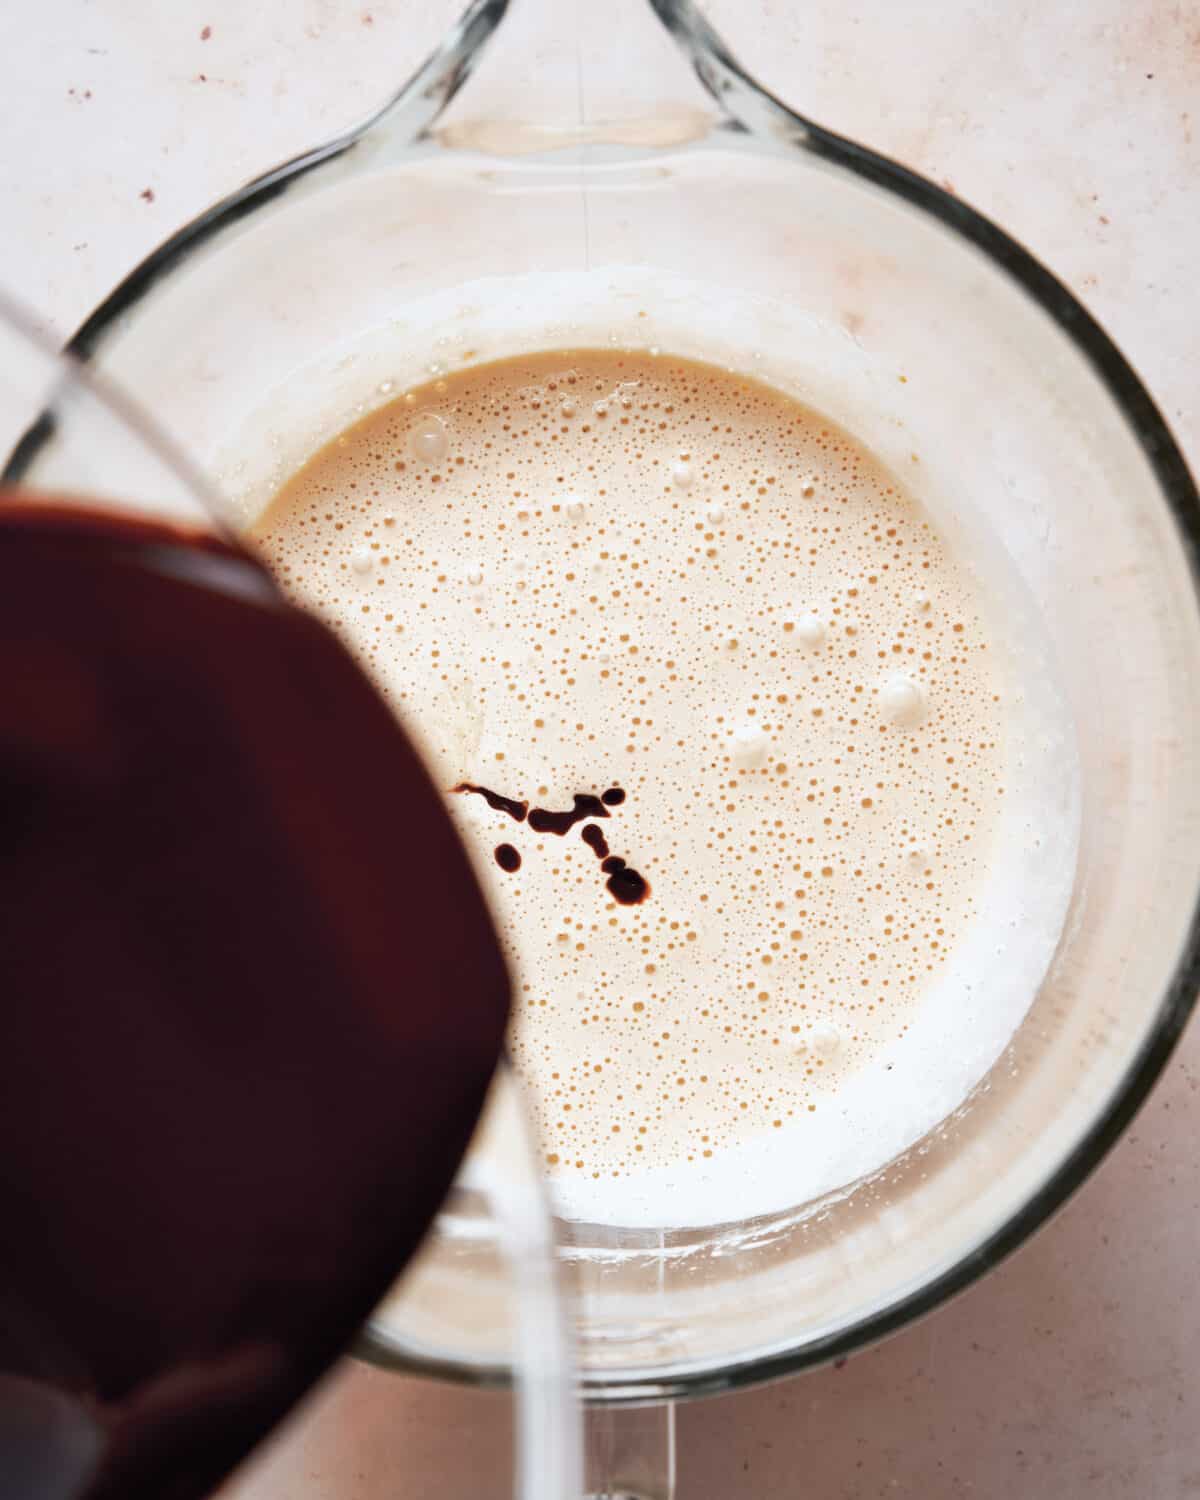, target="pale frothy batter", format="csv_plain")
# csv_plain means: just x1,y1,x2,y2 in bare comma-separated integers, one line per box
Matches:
253,349,1077,1226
